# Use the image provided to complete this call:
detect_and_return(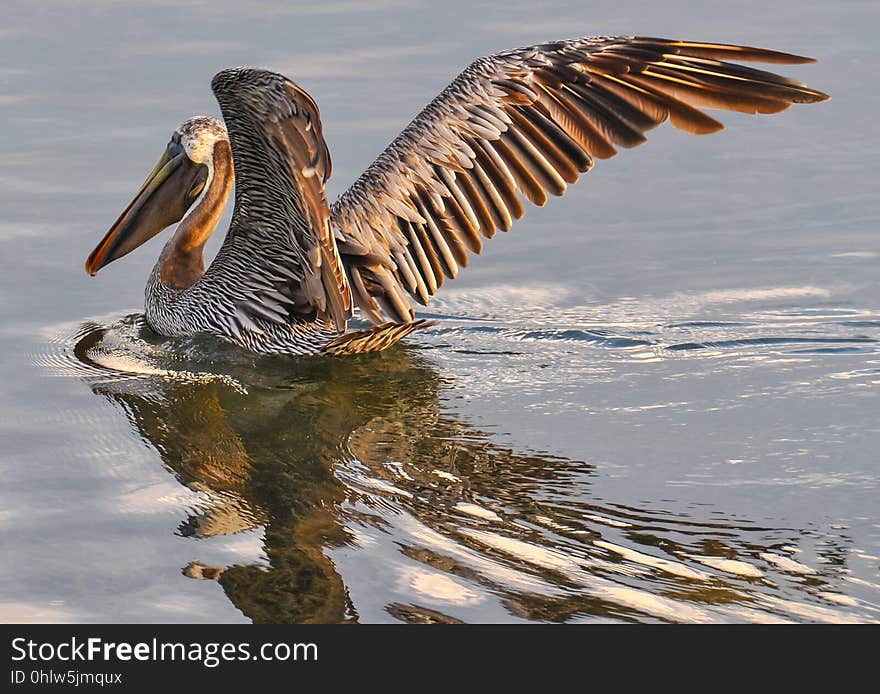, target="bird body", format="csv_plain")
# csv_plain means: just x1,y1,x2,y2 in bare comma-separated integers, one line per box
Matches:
85,35,829,355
